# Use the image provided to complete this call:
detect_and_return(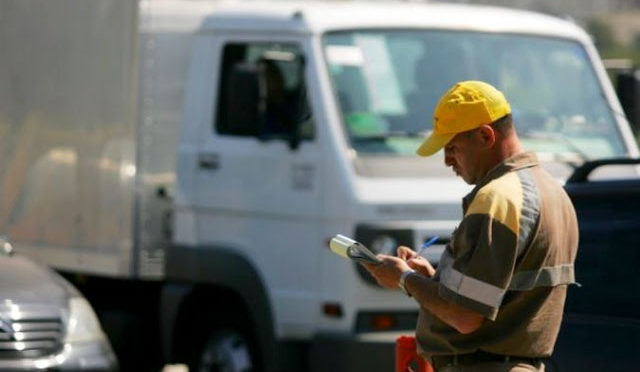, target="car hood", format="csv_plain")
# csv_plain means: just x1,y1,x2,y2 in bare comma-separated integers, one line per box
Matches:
0,254,74,307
